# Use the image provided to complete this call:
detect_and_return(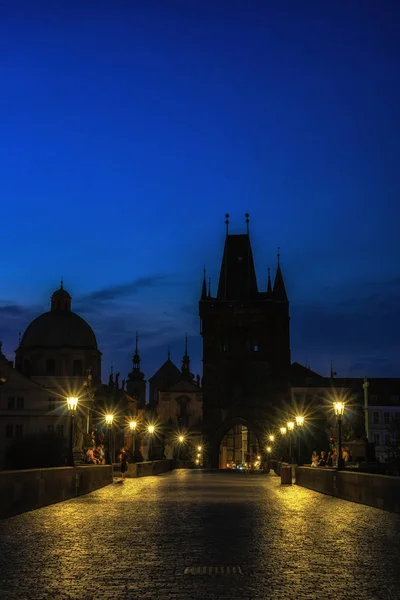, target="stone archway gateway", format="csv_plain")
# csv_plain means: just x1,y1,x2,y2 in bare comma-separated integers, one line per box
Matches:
213,417,265,470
